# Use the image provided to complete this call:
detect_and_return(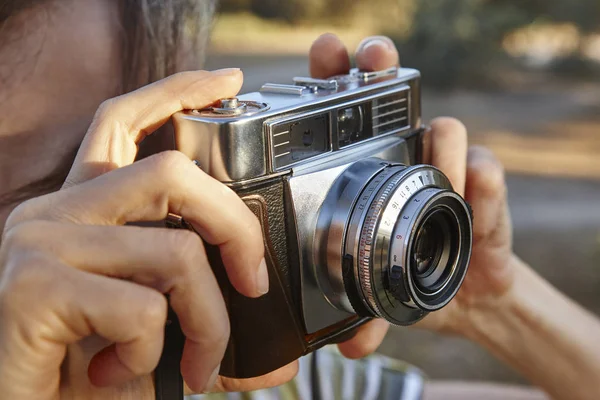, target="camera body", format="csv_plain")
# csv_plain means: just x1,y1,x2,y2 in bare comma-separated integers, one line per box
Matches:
172,67,472,379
